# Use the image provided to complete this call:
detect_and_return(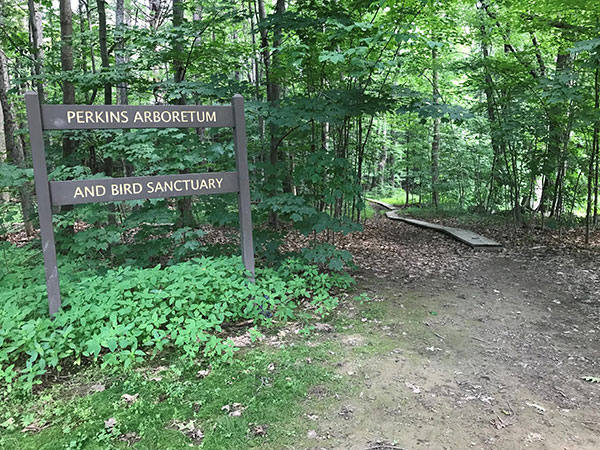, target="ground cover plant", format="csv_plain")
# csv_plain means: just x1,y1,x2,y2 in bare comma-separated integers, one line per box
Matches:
0,242,352,396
